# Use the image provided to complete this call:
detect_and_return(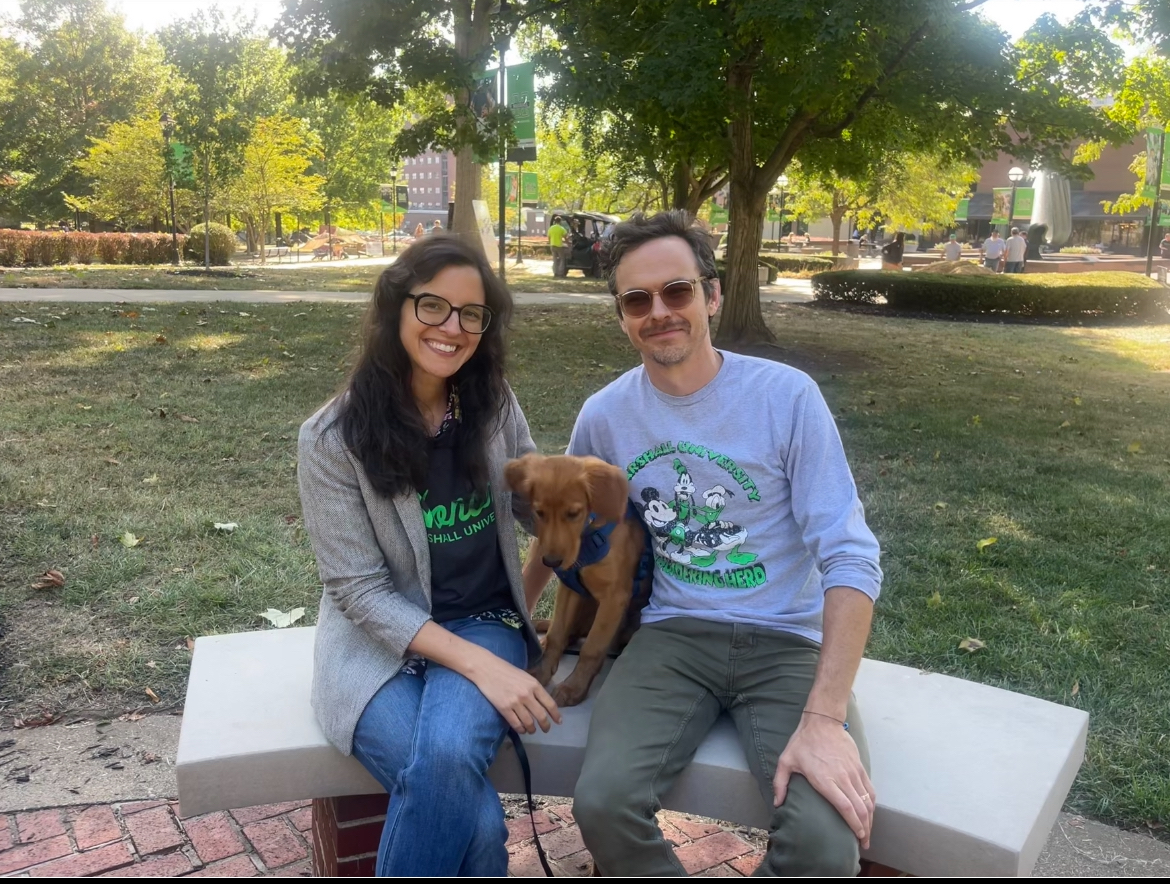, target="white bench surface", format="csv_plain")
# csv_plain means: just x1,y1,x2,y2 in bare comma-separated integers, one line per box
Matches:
177,627,1087,877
